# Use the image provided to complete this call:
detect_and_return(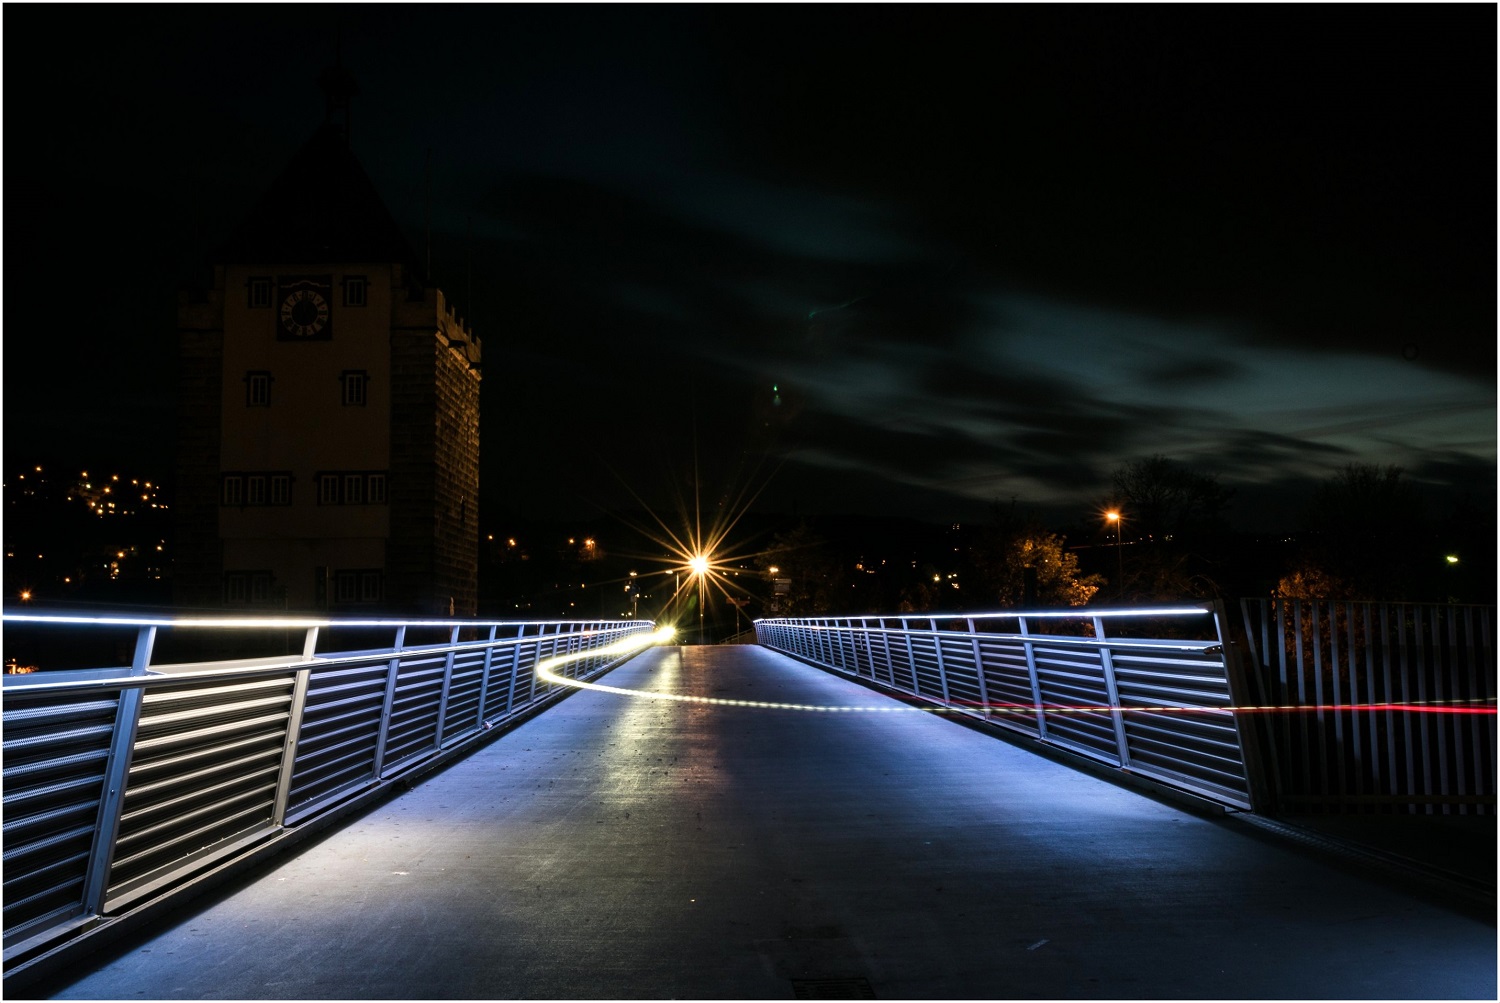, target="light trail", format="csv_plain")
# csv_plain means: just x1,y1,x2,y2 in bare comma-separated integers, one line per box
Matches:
533,638,1497,717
